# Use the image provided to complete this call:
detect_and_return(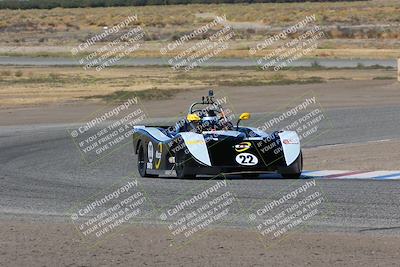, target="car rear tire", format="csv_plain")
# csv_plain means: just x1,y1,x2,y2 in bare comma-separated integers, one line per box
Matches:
279,151,303,179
